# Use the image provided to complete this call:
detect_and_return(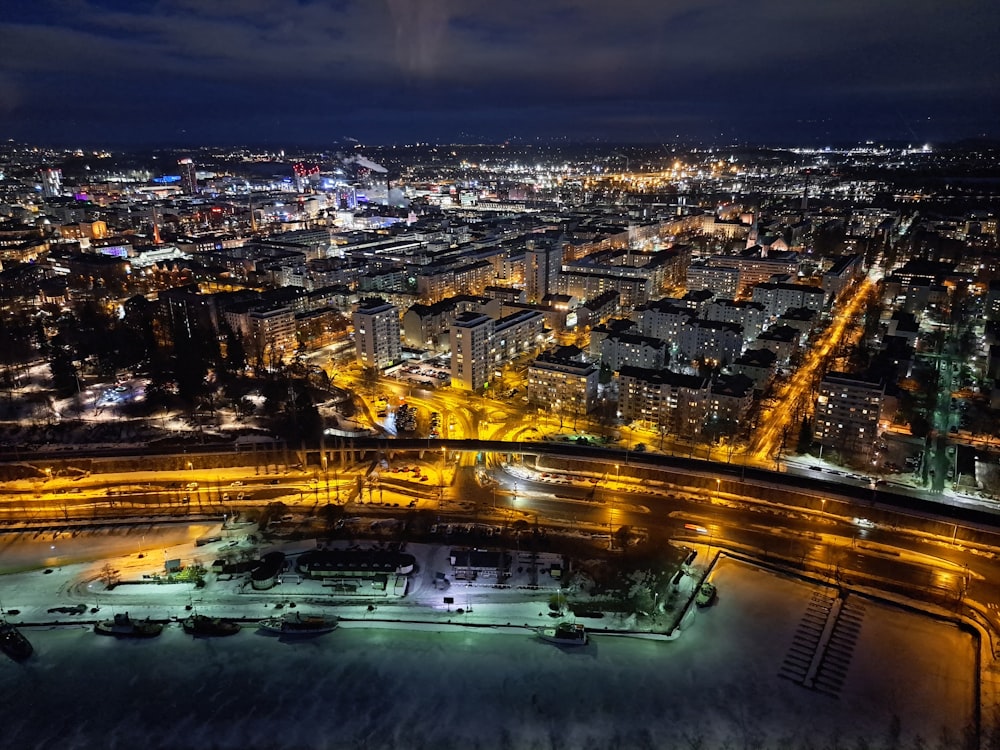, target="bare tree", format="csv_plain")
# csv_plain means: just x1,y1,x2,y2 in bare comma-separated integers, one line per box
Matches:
99,563,120,589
